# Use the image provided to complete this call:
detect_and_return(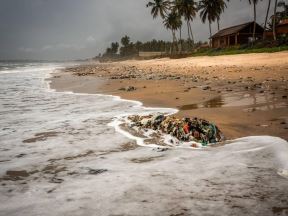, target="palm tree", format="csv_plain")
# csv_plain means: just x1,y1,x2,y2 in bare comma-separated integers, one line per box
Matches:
263,0,272,39
163,12,182,54
216,0,229,31
273,0,279,40
172,0,184,52
146,0,171,19
246,0,262,43
121,35,130,47
173,0,197,45
277,0,288,18
198,0,218,42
